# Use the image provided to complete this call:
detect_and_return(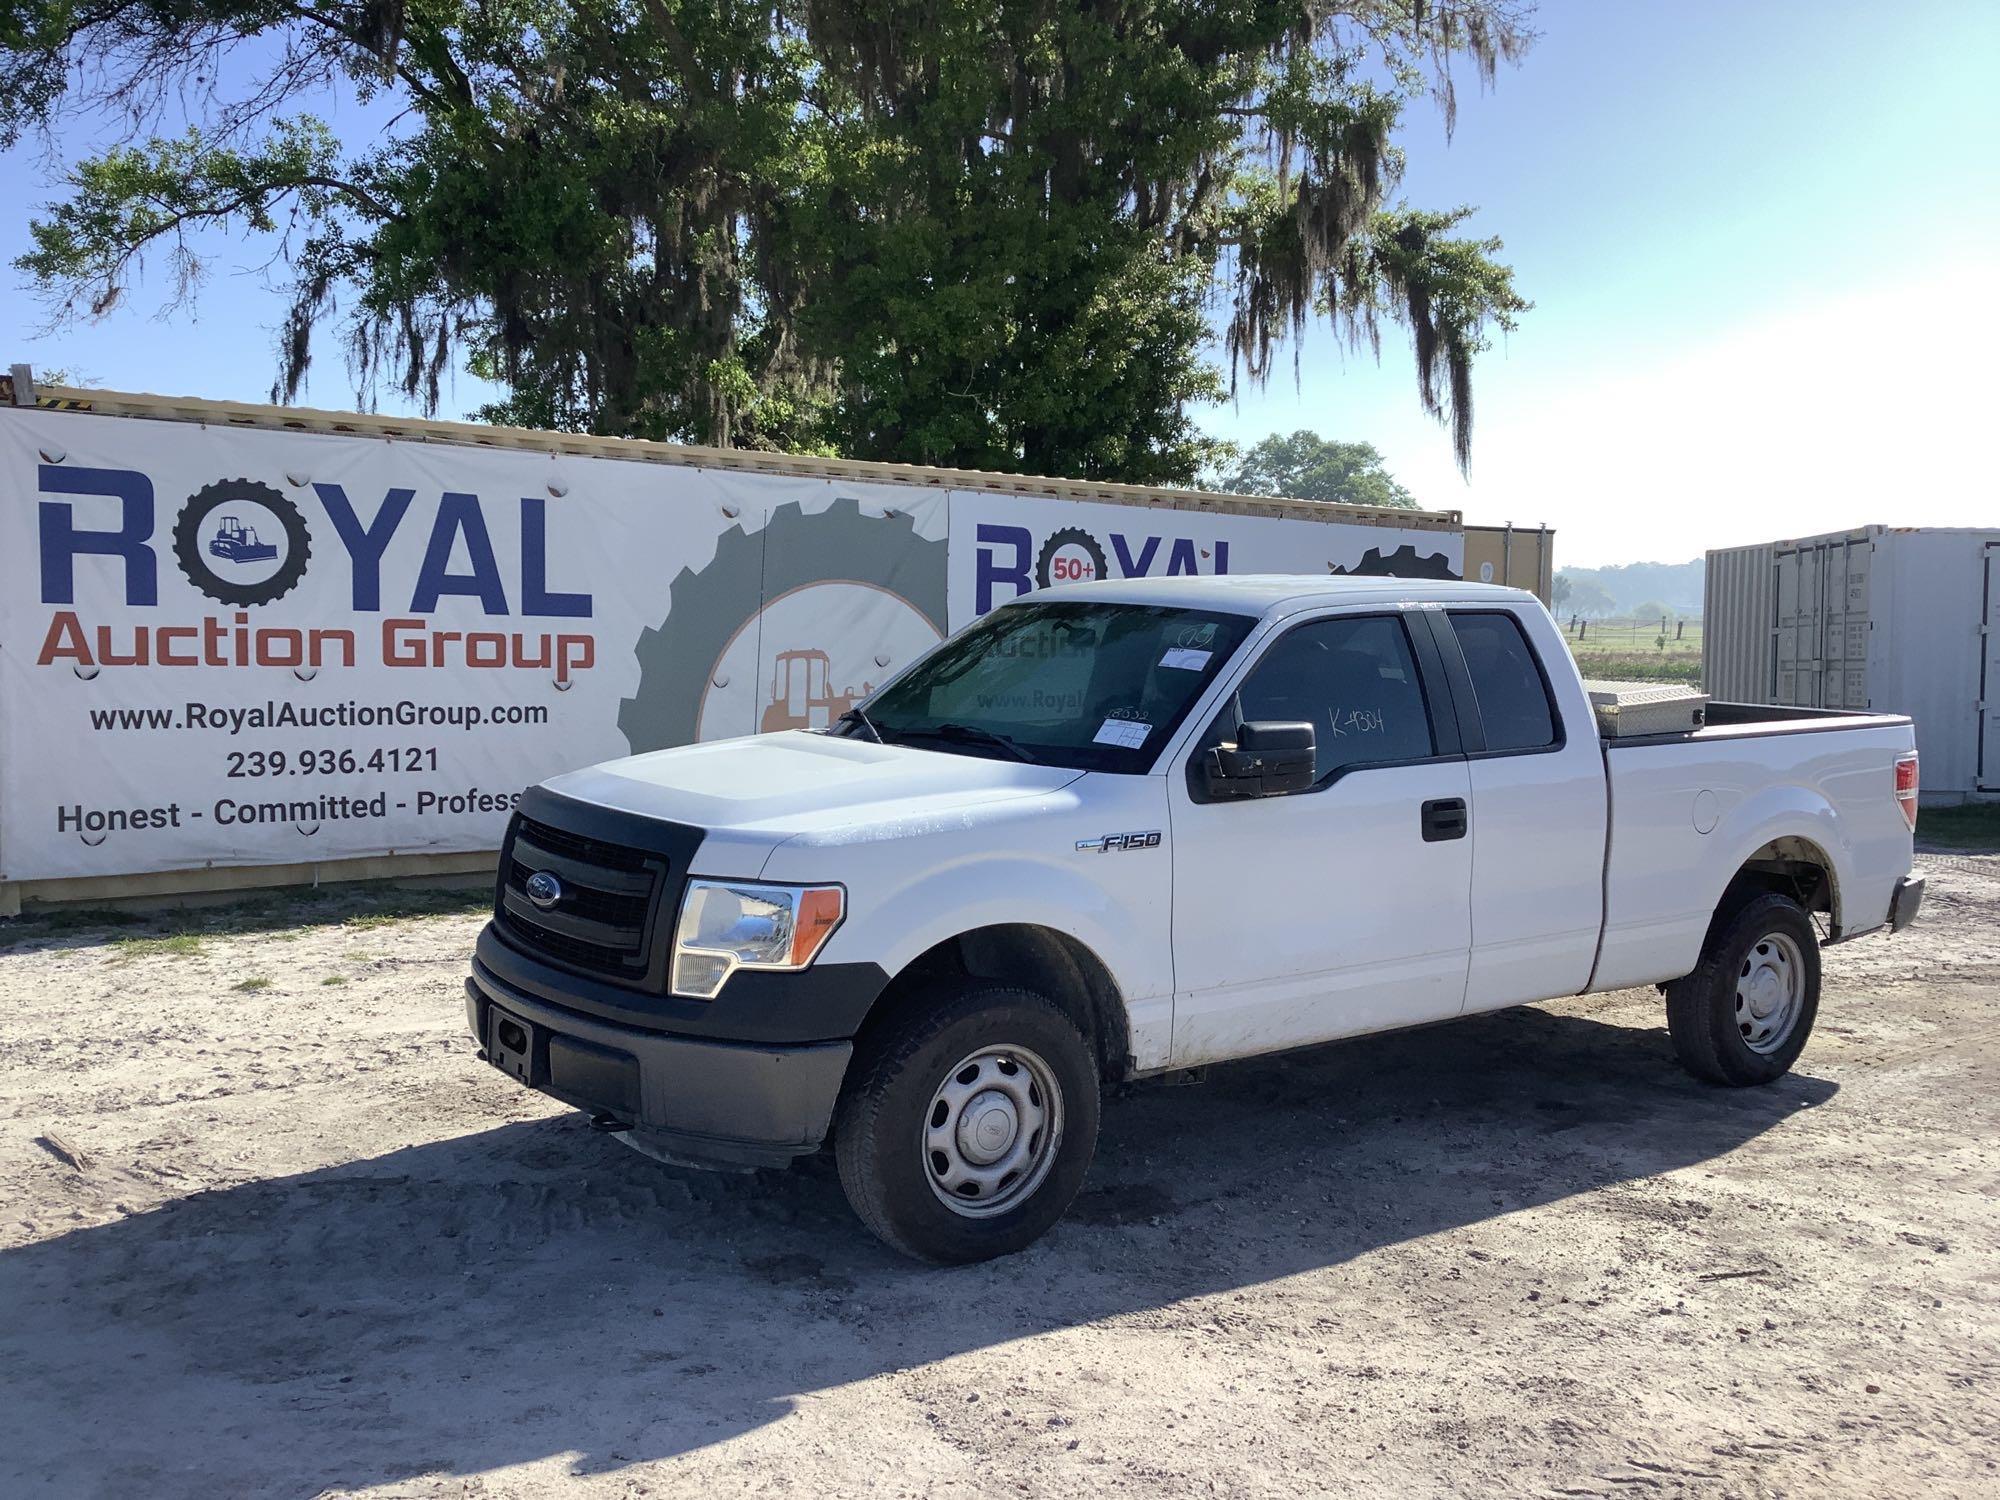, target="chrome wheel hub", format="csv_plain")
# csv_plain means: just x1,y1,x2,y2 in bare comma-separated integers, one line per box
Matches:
924,1045,1063,1218
1735,931,1805,1054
